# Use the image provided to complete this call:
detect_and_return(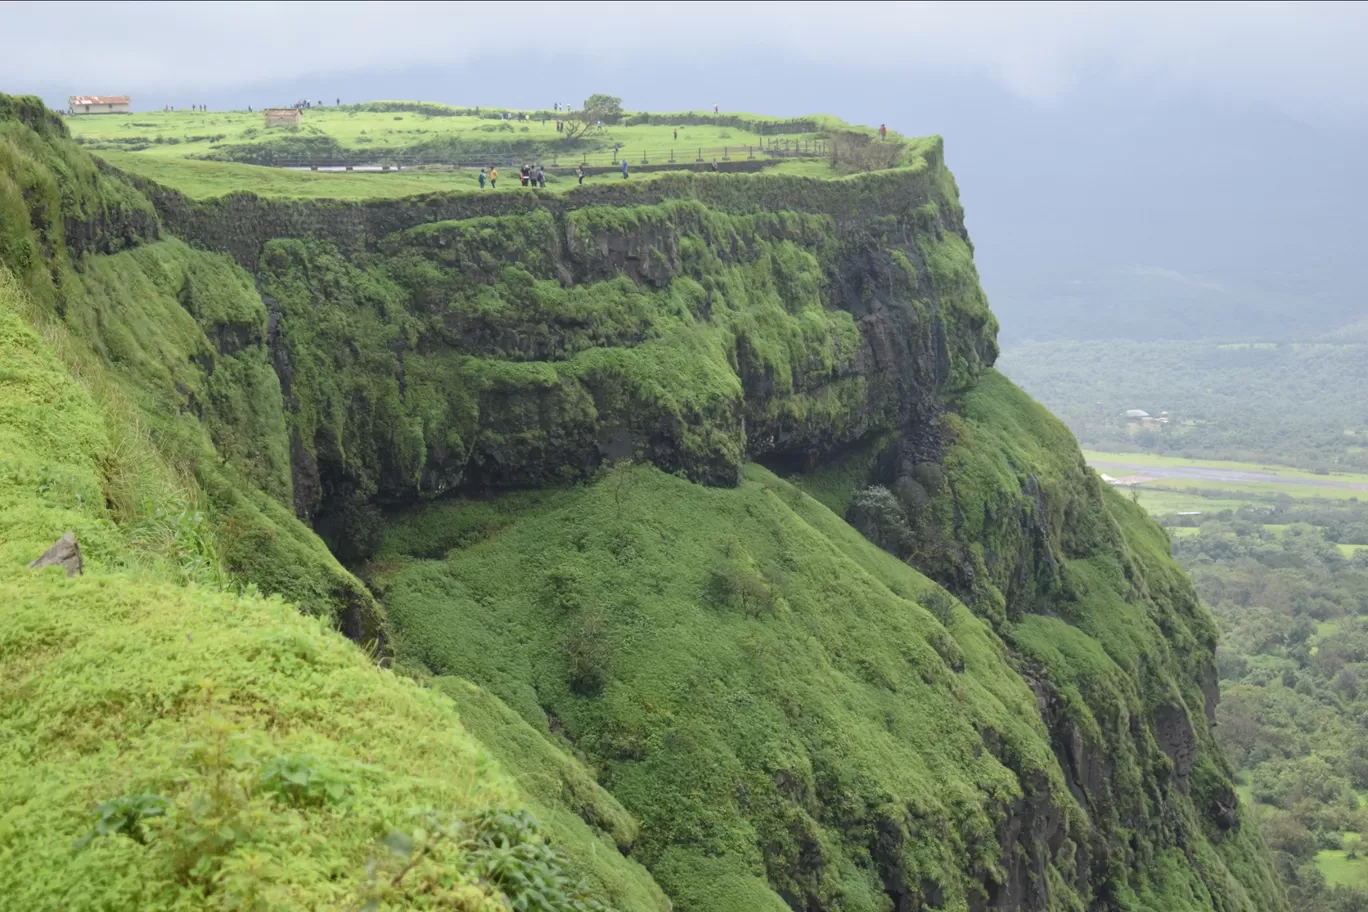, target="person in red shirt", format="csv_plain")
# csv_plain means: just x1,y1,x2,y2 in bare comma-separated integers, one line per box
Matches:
879,124,887,140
